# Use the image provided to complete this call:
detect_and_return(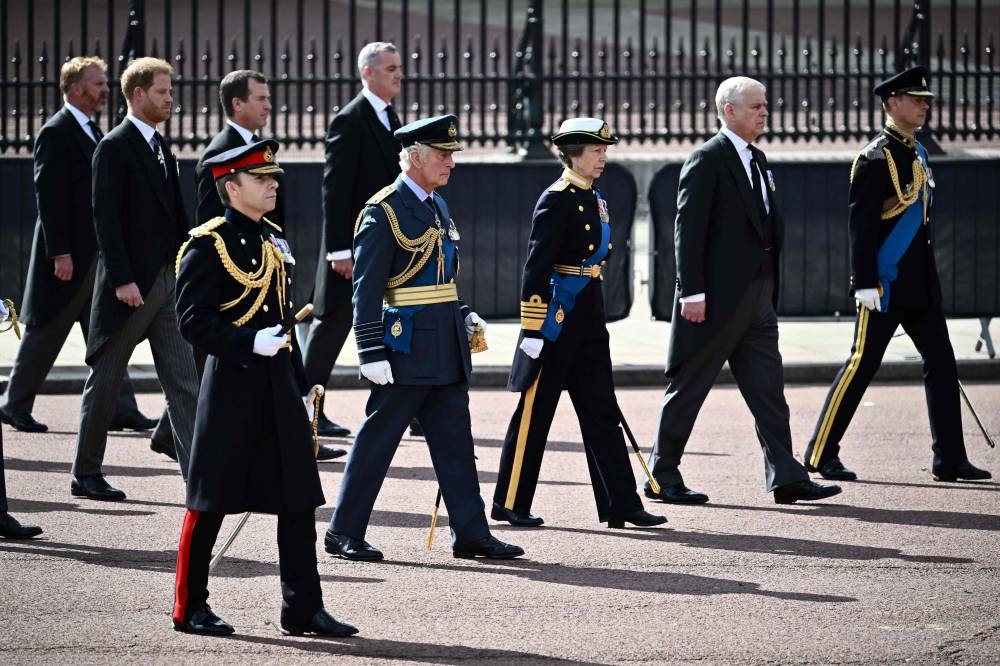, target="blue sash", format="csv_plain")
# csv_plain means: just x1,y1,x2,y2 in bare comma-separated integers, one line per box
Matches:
876,143,931,311
383,235,457,354
539,193,611,342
